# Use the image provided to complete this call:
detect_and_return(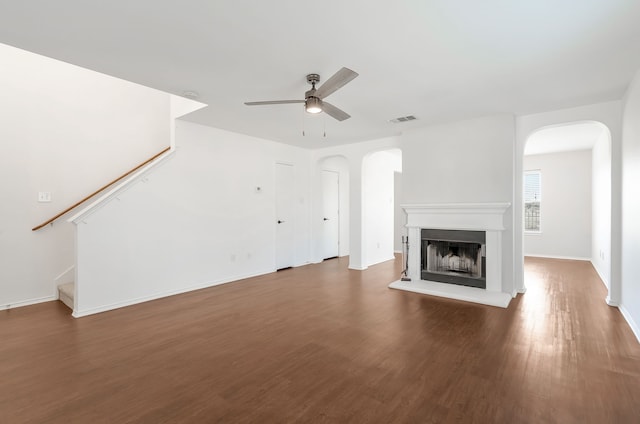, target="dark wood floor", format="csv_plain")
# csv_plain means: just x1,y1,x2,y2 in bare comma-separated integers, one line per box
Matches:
1,256,639,423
